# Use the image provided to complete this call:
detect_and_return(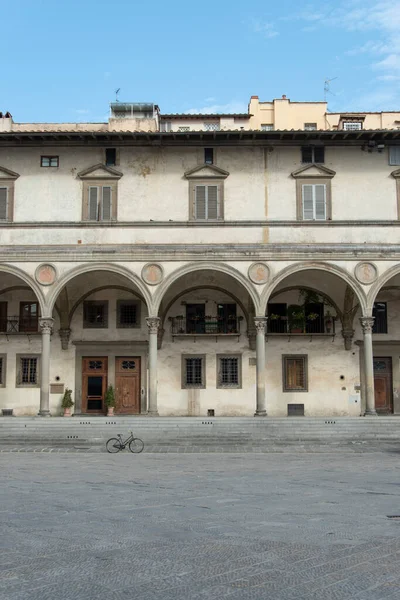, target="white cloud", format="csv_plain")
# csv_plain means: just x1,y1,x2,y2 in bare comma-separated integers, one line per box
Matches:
185,101,248,115
250,18,279,38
